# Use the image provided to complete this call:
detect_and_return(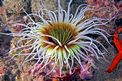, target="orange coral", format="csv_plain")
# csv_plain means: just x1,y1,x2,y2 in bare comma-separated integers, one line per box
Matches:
107,26,122,73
